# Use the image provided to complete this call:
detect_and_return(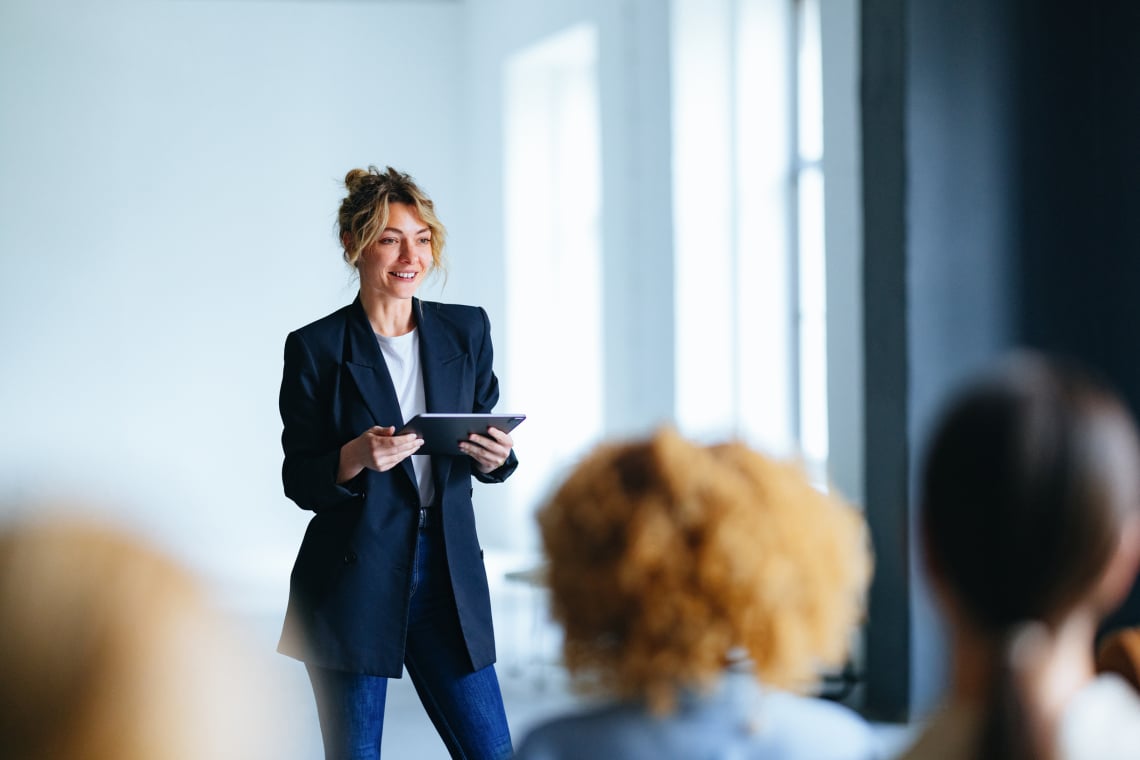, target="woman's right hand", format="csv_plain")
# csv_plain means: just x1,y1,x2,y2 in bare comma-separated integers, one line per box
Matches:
337,426,424,483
